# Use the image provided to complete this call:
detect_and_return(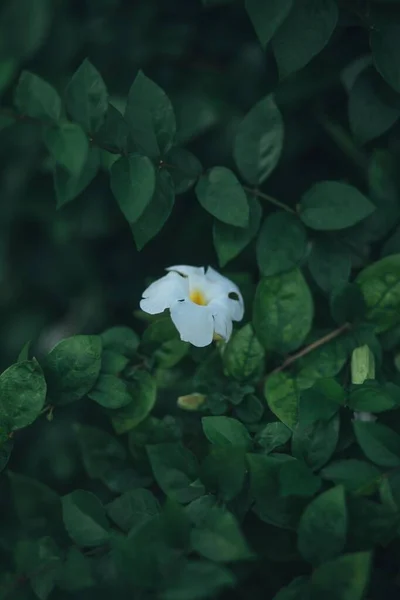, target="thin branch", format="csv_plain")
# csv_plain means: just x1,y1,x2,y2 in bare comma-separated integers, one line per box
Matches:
242,186,296,214
266,322,352,379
